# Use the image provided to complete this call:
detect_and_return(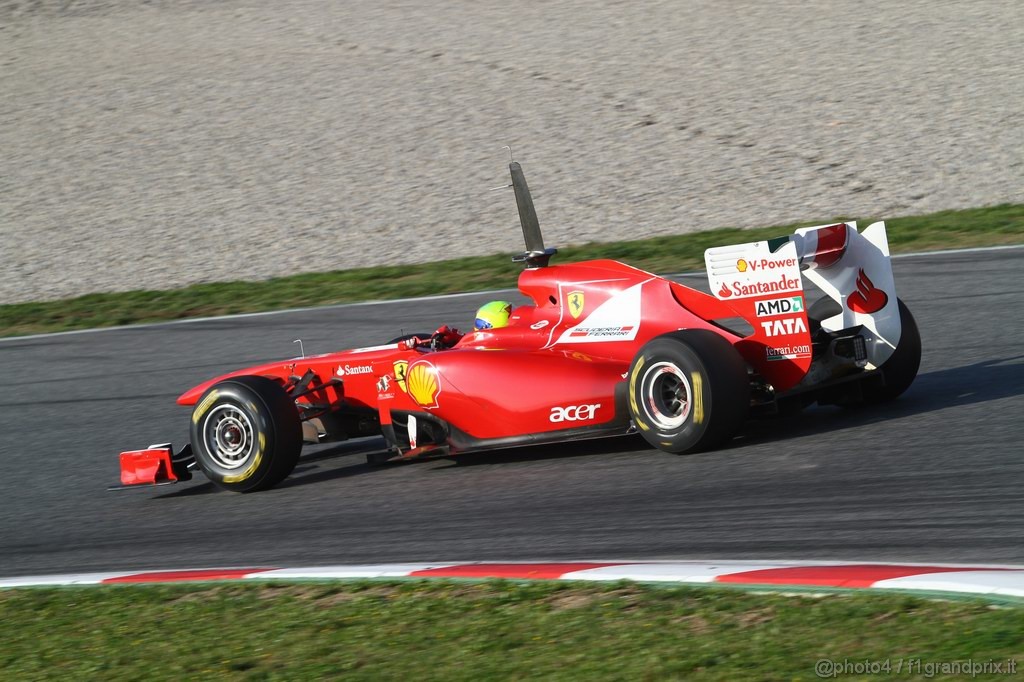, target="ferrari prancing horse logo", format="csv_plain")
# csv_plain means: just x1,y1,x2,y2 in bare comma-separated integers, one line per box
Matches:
567,291,584,319
393,360,409,393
